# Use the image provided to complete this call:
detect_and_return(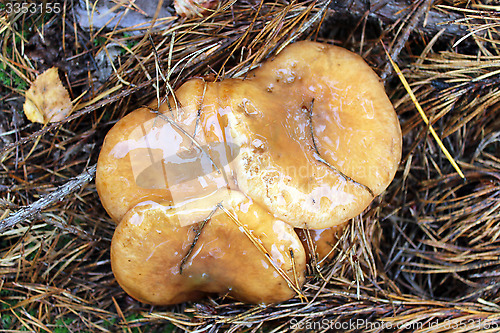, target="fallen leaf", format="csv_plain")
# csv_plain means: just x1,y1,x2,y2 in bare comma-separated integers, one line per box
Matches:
174,0,219,18
23,67,73,124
